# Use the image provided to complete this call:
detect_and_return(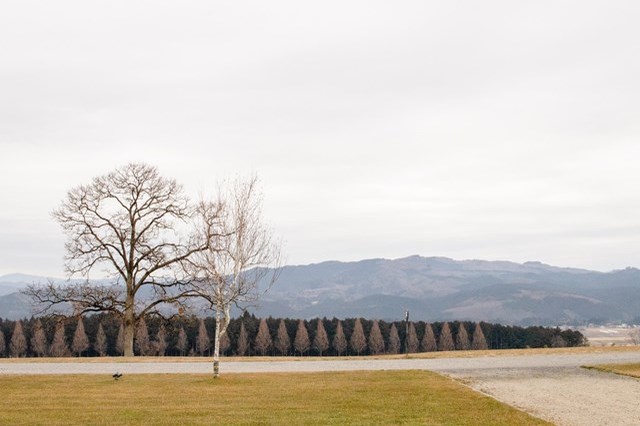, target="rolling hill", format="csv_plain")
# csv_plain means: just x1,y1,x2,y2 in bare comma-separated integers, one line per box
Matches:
2,255,639,325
